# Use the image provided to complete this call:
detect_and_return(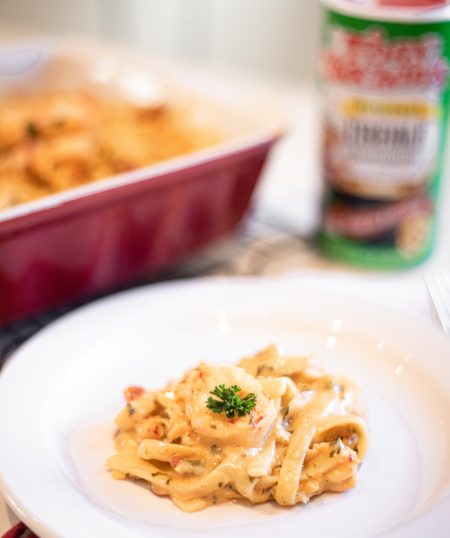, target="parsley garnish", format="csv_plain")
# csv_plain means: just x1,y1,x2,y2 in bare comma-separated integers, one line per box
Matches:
206,384,257,418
